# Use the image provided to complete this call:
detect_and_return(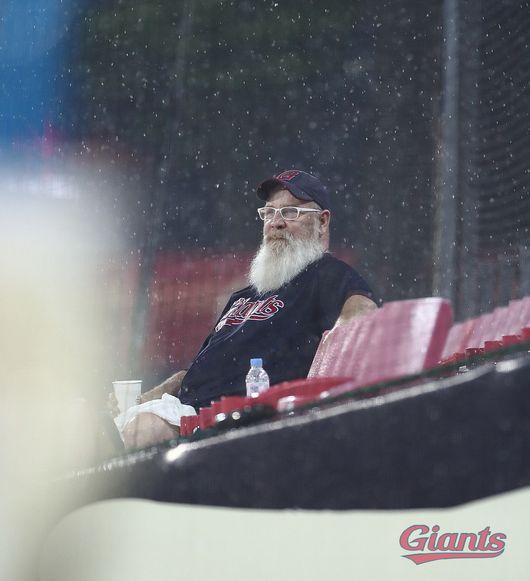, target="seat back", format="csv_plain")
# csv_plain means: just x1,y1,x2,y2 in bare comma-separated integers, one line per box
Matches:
309,297,453,386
